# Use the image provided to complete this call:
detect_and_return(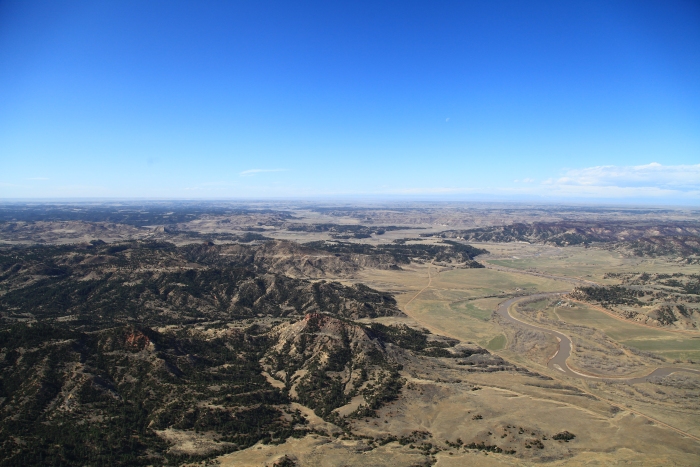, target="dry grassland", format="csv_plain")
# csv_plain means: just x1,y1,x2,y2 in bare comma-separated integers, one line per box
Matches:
556,303,700,361
347,244,700,465
481,243,700,284
216,241,700,466
470,243,700,360
218,358,700,467
359,263,570,349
